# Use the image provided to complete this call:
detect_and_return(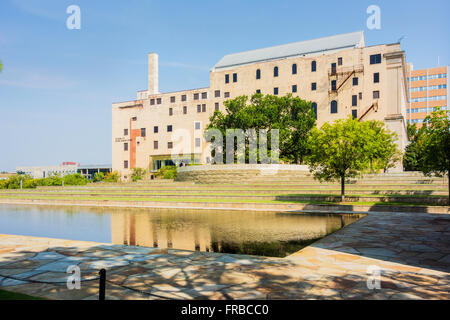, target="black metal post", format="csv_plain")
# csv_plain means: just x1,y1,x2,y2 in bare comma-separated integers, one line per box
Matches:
99,269,106,301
